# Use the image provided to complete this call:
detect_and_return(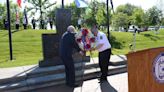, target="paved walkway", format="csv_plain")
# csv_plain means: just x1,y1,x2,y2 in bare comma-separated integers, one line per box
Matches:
31,73,128,92
0,55,127,80
0,55,128,92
